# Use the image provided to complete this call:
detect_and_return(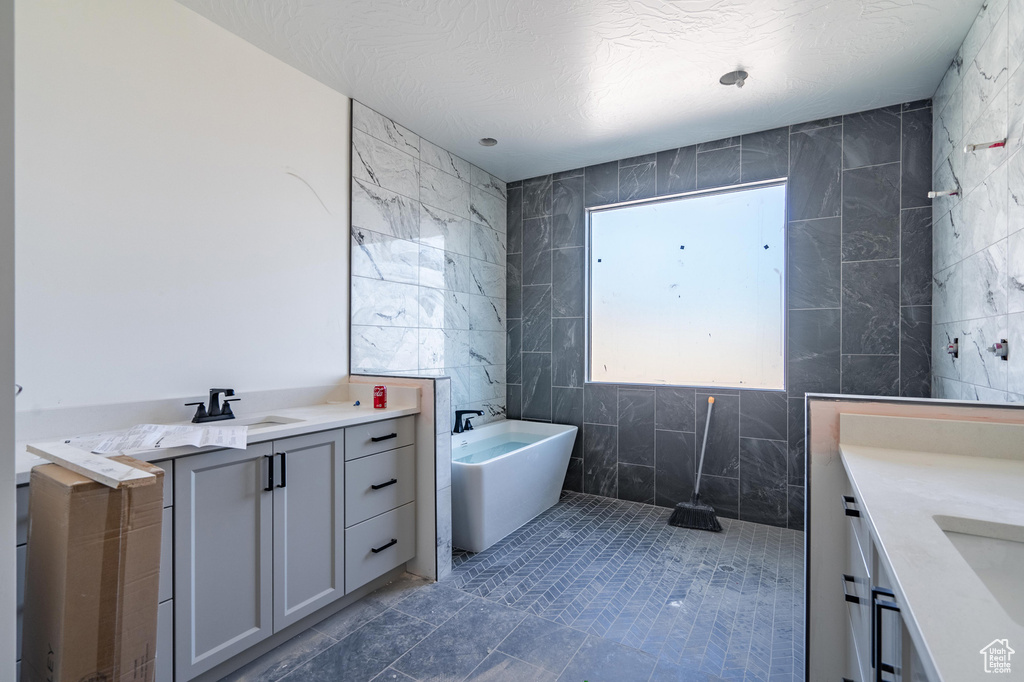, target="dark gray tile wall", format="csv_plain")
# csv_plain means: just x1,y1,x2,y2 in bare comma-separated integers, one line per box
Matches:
505,102,933,530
